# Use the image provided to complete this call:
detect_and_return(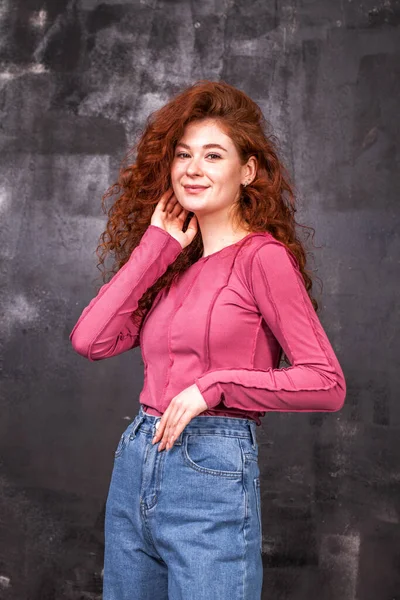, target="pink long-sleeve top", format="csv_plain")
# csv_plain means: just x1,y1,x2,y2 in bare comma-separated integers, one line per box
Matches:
69,224,346,426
